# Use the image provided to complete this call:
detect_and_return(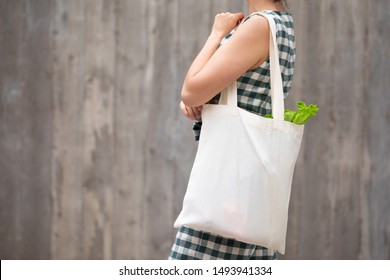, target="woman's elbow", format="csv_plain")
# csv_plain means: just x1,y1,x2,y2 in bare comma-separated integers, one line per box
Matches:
181,95,192,107
181,93,197,107
181,84,201,107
